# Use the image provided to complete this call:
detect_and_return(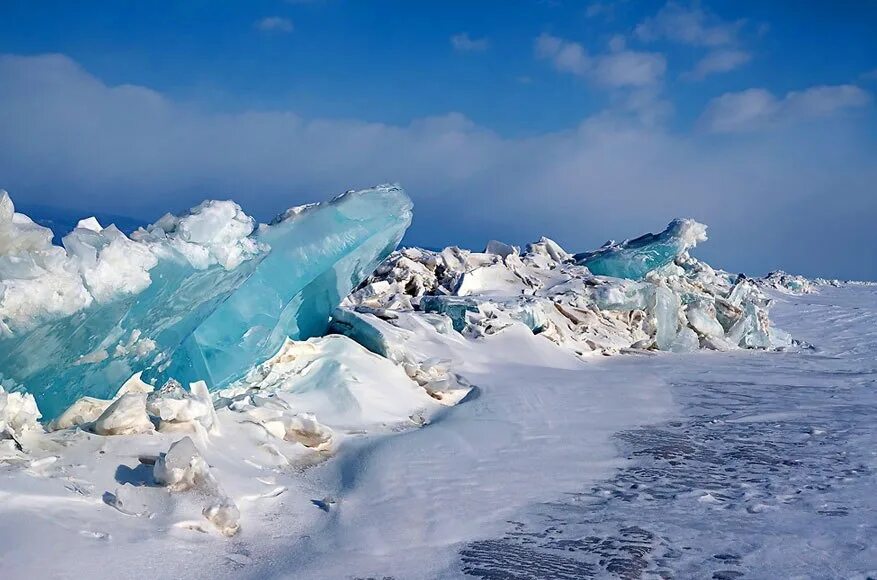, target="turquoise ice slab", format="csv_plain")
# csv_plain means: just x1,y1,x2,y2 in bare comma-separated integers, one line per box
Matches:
0,185,412,418
0,255,263,419
157,184,413,391
577,218,706,280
